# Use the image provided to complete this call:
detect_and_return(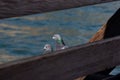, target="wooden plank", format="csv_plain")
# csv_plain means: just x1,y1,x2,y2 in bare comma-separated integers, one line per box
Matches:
76,7,120,80
0,0,119,19
75,23,107,80
0,36,120,80
0,1,120,80
76,24,107,80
